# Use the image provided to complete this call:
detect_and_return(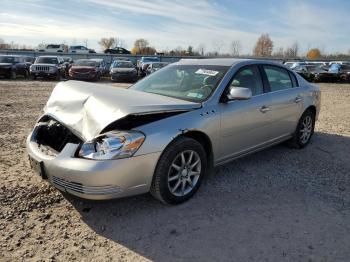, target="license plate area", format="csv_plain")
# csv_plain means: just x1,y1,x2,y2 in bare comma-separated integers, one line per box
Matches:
29,156,47,179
